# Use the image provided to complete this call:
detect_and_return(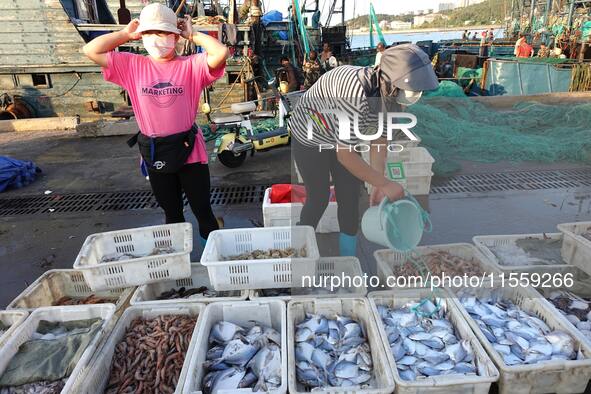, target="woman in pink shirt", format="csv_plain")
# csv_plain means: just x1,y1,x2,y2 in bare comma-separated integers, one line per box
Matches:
83,4,228,246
